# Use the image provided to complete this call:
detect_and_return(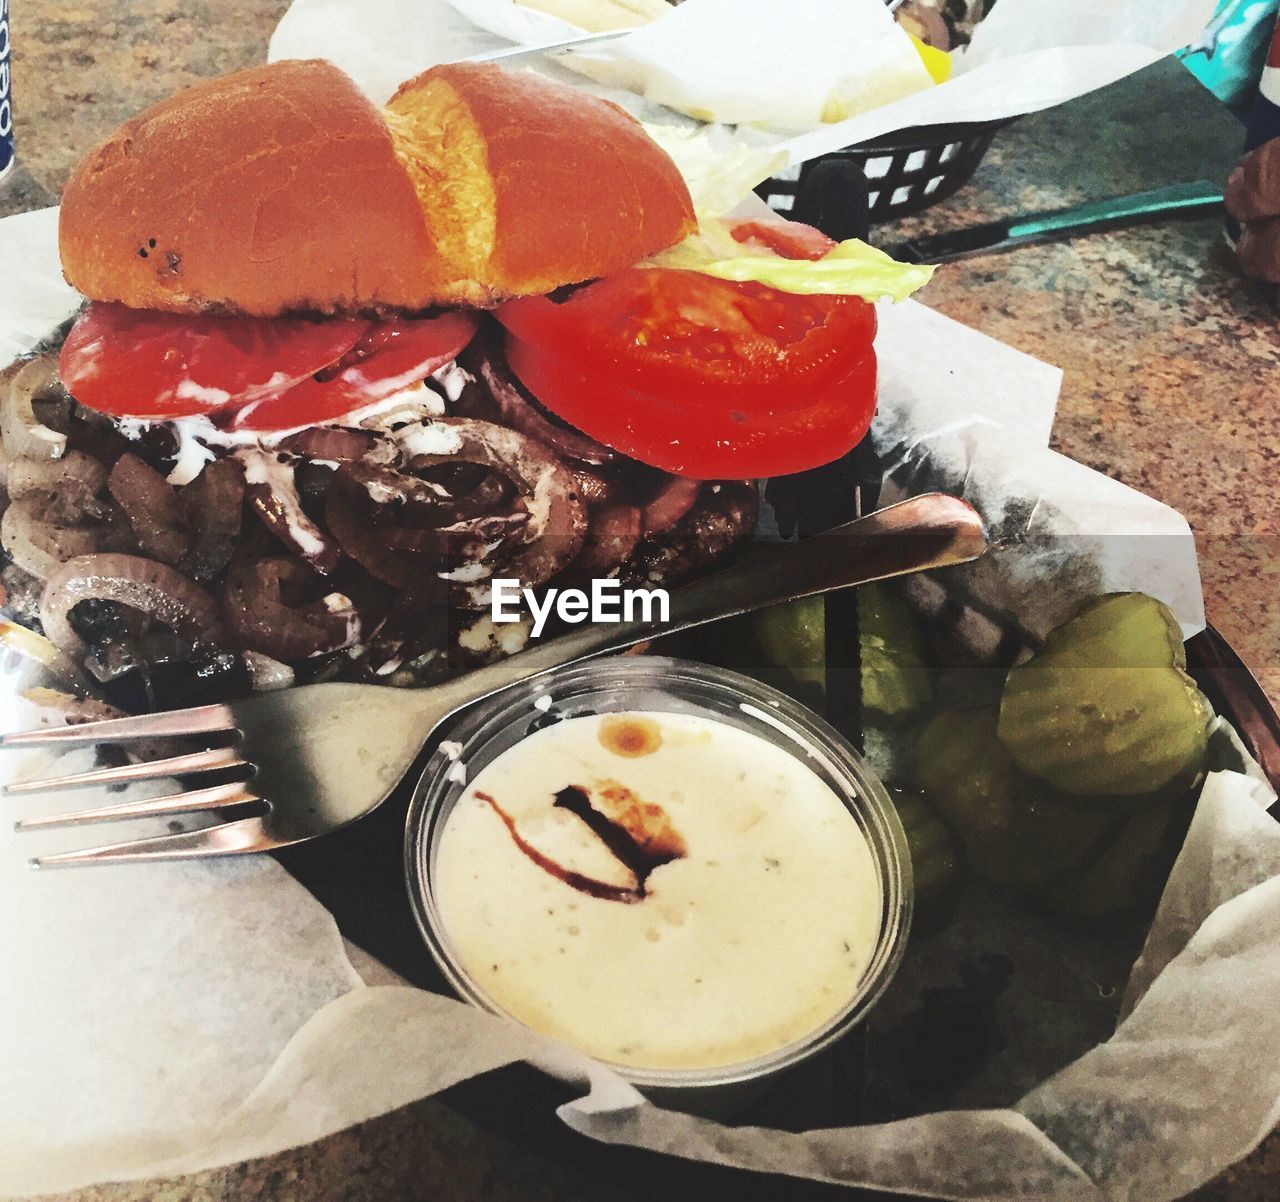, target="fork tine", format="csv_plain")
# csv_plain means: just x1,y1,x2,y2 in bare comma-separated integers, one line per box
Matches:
0,703,237,749
4,746,251,796
29,814,284,868
15,782,262,831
